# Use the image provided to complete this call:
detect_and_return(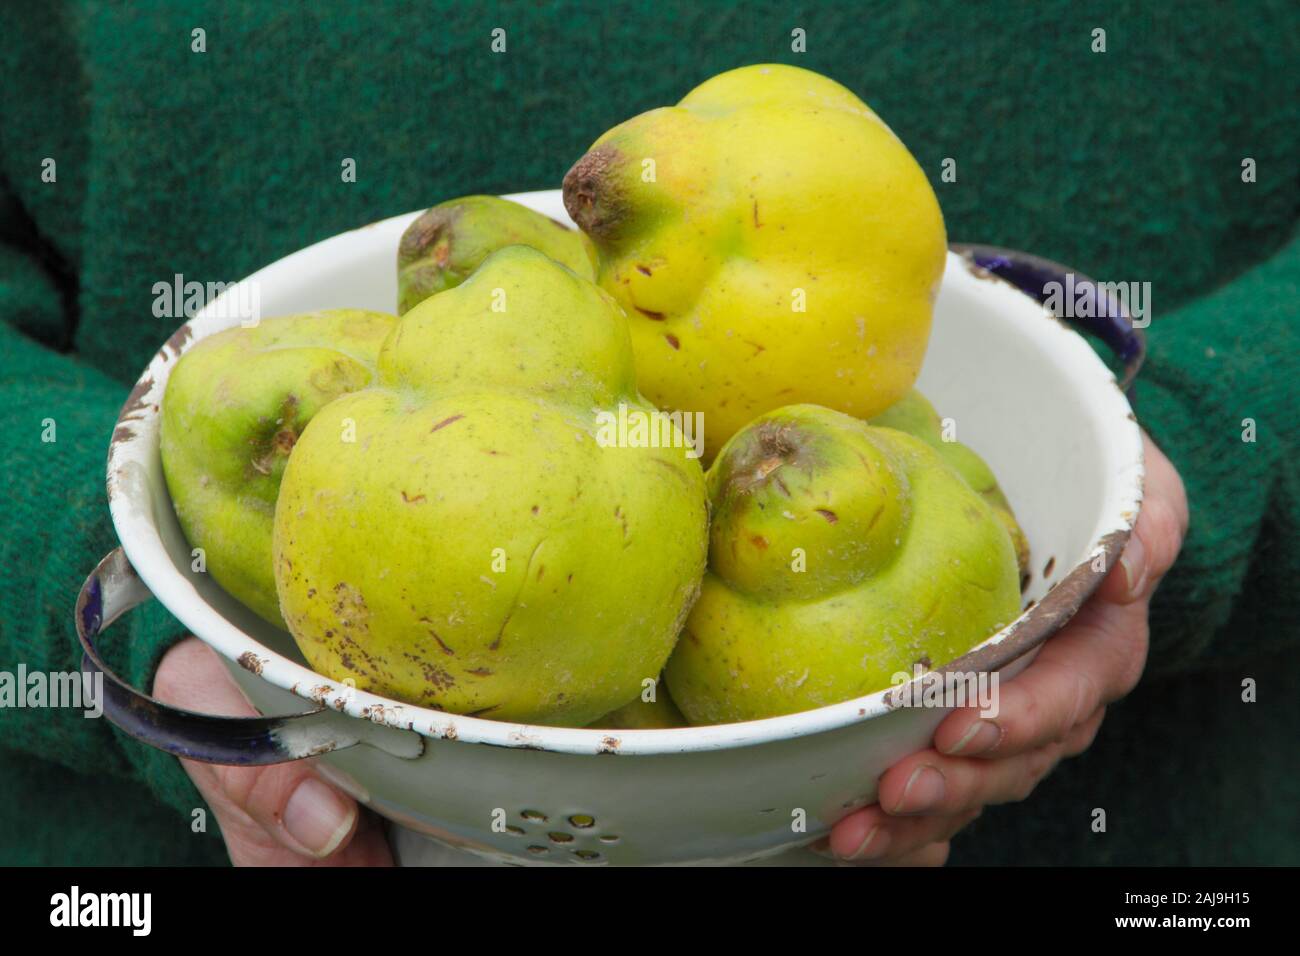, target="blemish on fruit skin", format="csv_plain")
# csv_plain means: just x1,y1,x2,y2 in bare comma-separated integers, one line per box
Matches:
401,490,426,503
431,413,465,433
865,503,886,532
815,508,838,523
637,306,666,321
636,264,652,276
665,333,681,350
420,662,456,691
750,534,769,550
